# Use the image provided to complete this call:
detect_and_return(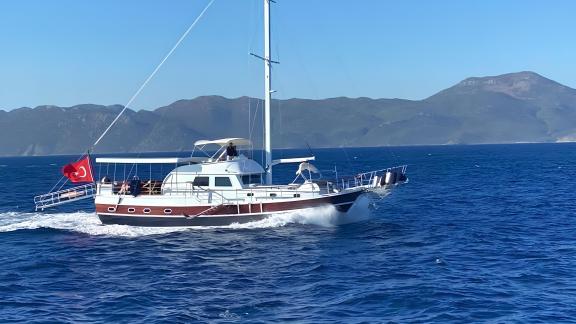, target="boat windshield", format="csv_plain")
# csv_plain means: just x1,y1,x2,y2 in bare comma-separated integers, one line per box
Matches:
242,174,262,185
